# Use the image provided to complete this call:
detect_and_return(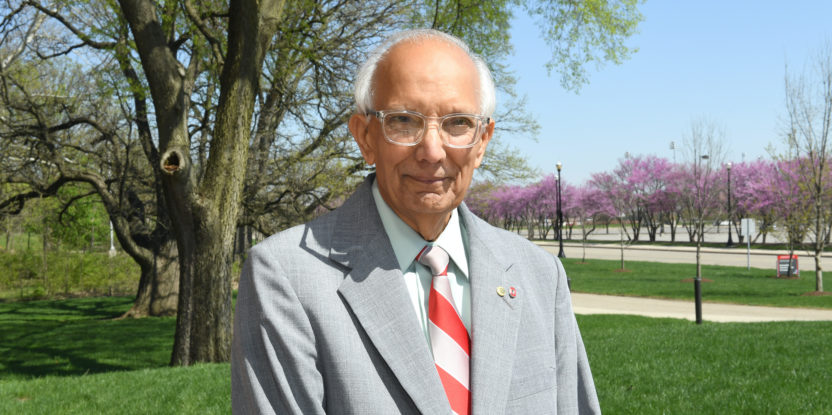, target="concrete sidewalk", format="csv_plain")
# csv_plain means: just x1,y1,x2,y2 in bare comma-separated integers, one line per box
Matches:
571,292,832,322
